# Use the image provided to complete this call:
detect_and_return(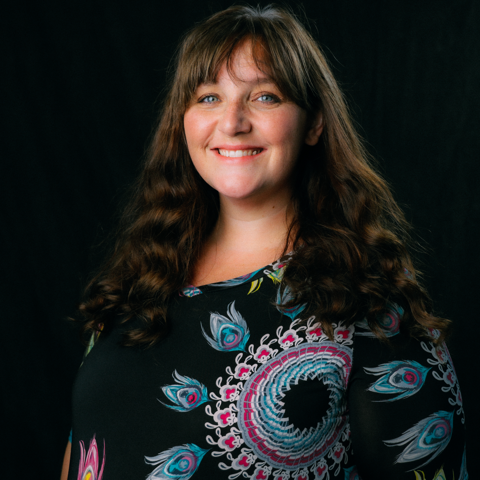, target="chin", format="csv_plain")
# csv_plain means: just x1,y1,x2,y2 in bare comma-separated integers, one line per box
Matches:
211,180,262,200
217,189,259,201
